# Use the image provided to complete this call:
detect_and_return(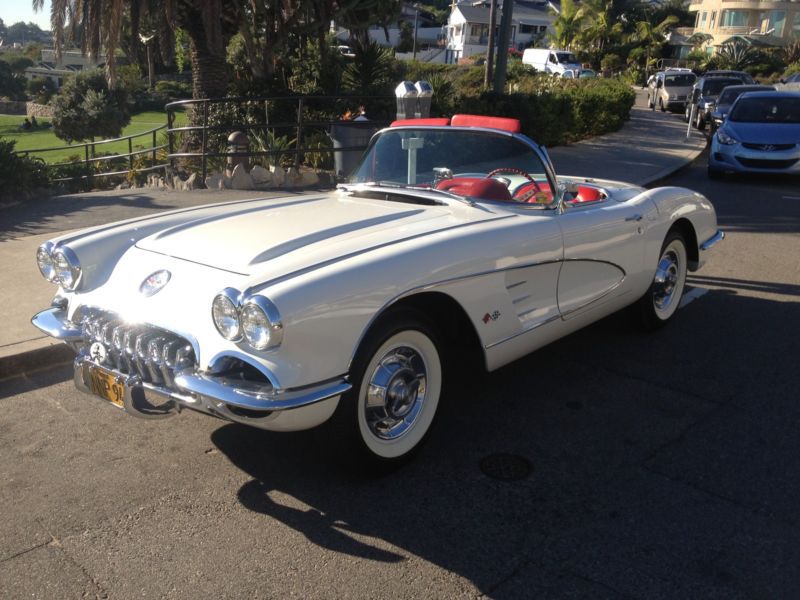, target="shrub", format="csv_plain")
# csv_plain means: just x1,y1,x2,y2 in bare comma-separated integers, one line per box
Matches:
456,77,635,146
0,140,49,202
27,77,56,104
50,70,131,142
